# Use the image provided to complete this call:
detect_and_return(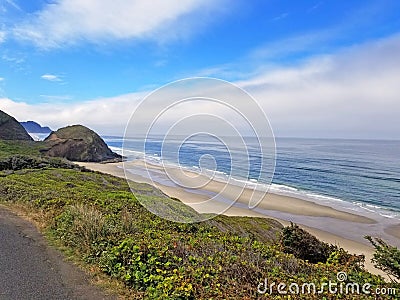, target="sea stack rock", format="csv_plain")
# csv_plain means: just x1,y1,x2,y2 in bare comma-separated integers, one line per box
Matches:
43,125,122,162
0,110,33,141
